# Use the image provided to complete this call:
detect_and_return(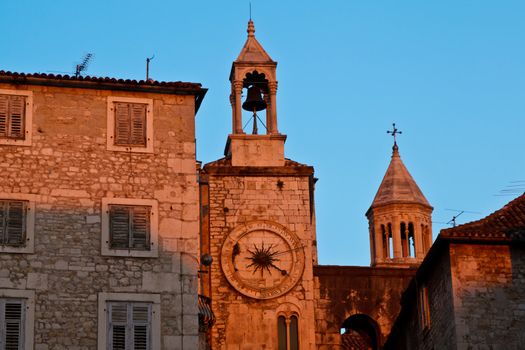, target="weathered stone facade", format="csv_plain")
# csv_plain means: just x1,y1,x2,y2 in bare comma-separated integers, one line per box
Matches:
385,194,525,350
313,266,414,349
0,75,206,349
200,161,317,349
